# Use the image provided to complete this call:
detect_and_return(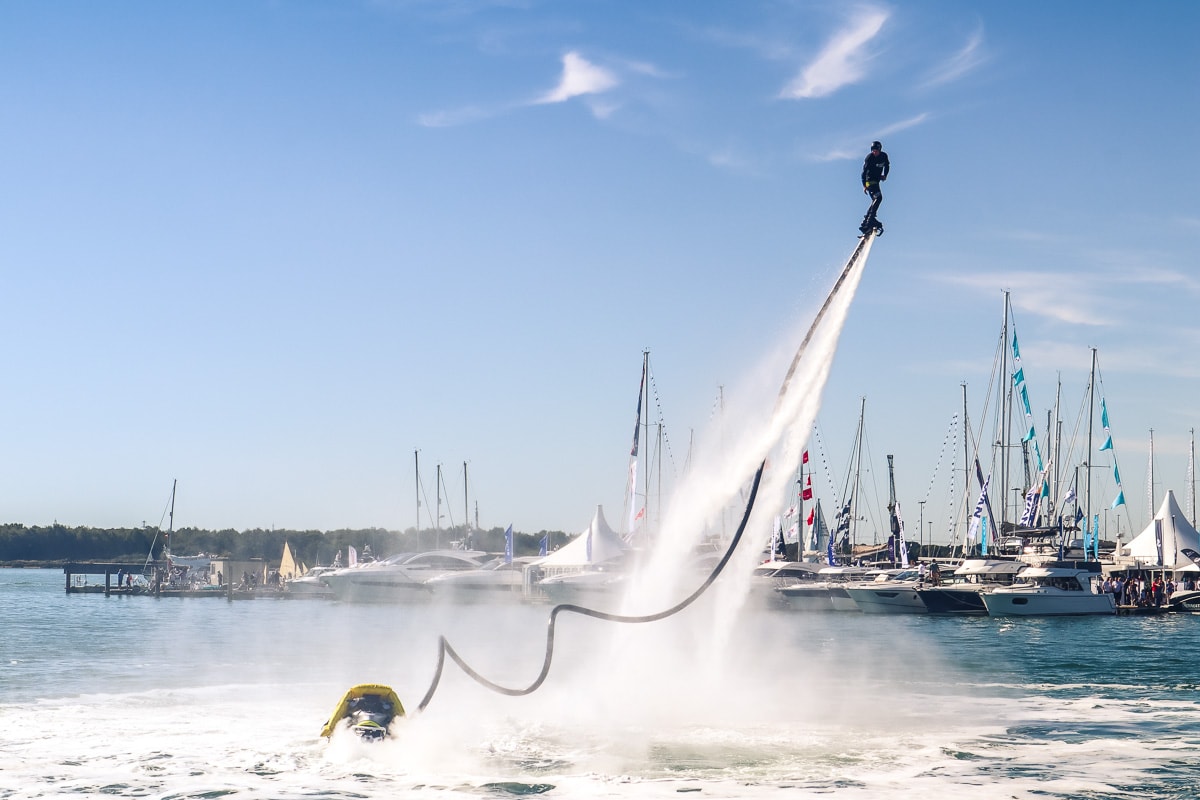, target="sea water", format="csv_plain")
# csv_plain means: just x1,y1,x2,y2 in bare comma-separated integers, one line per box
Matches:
2,568,1199,800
